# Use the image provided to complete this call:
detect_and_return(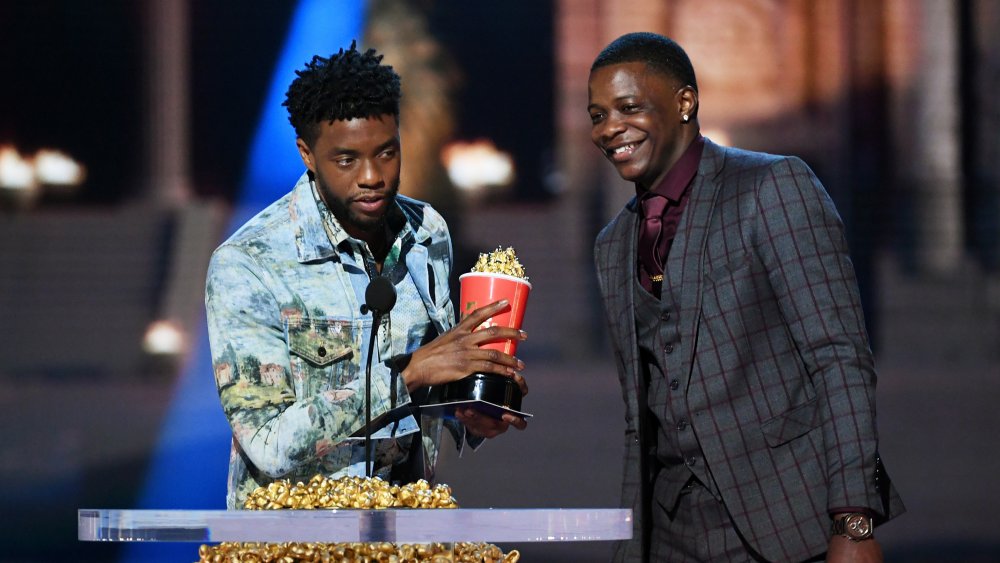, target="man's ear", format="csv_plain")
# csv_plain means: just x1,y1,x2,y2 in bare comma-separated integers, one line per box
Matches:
677,86,699,120
296,138,316,173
